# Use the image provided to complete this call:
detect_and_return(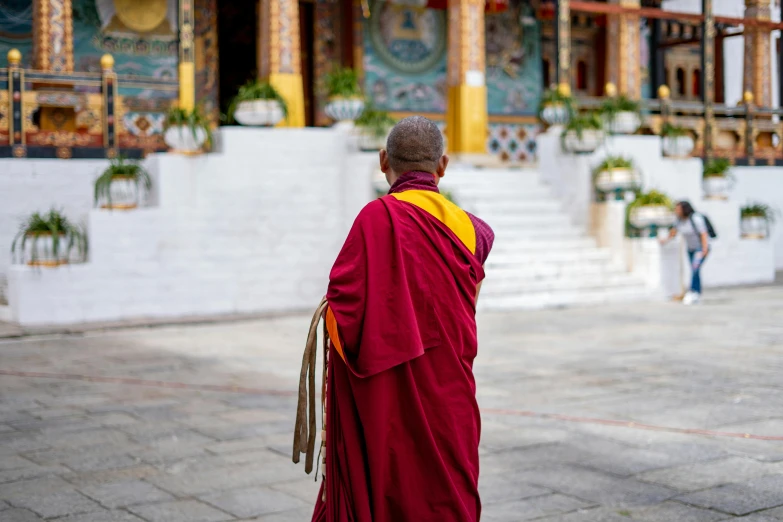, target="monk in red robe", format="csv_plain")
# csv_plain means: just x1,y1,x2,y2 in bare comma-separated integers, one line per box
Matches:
313,116,494,522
